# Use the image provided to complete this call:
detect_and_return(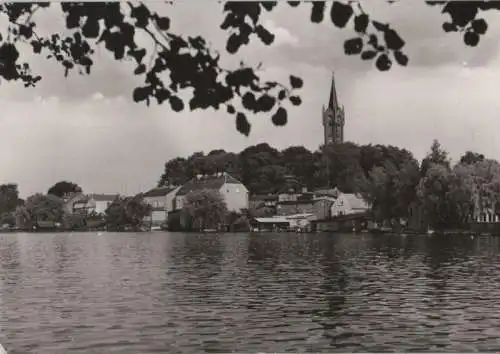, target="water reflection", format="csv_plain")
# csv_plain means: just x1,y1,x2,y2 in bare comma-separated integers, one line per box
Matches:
2,232,500,352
